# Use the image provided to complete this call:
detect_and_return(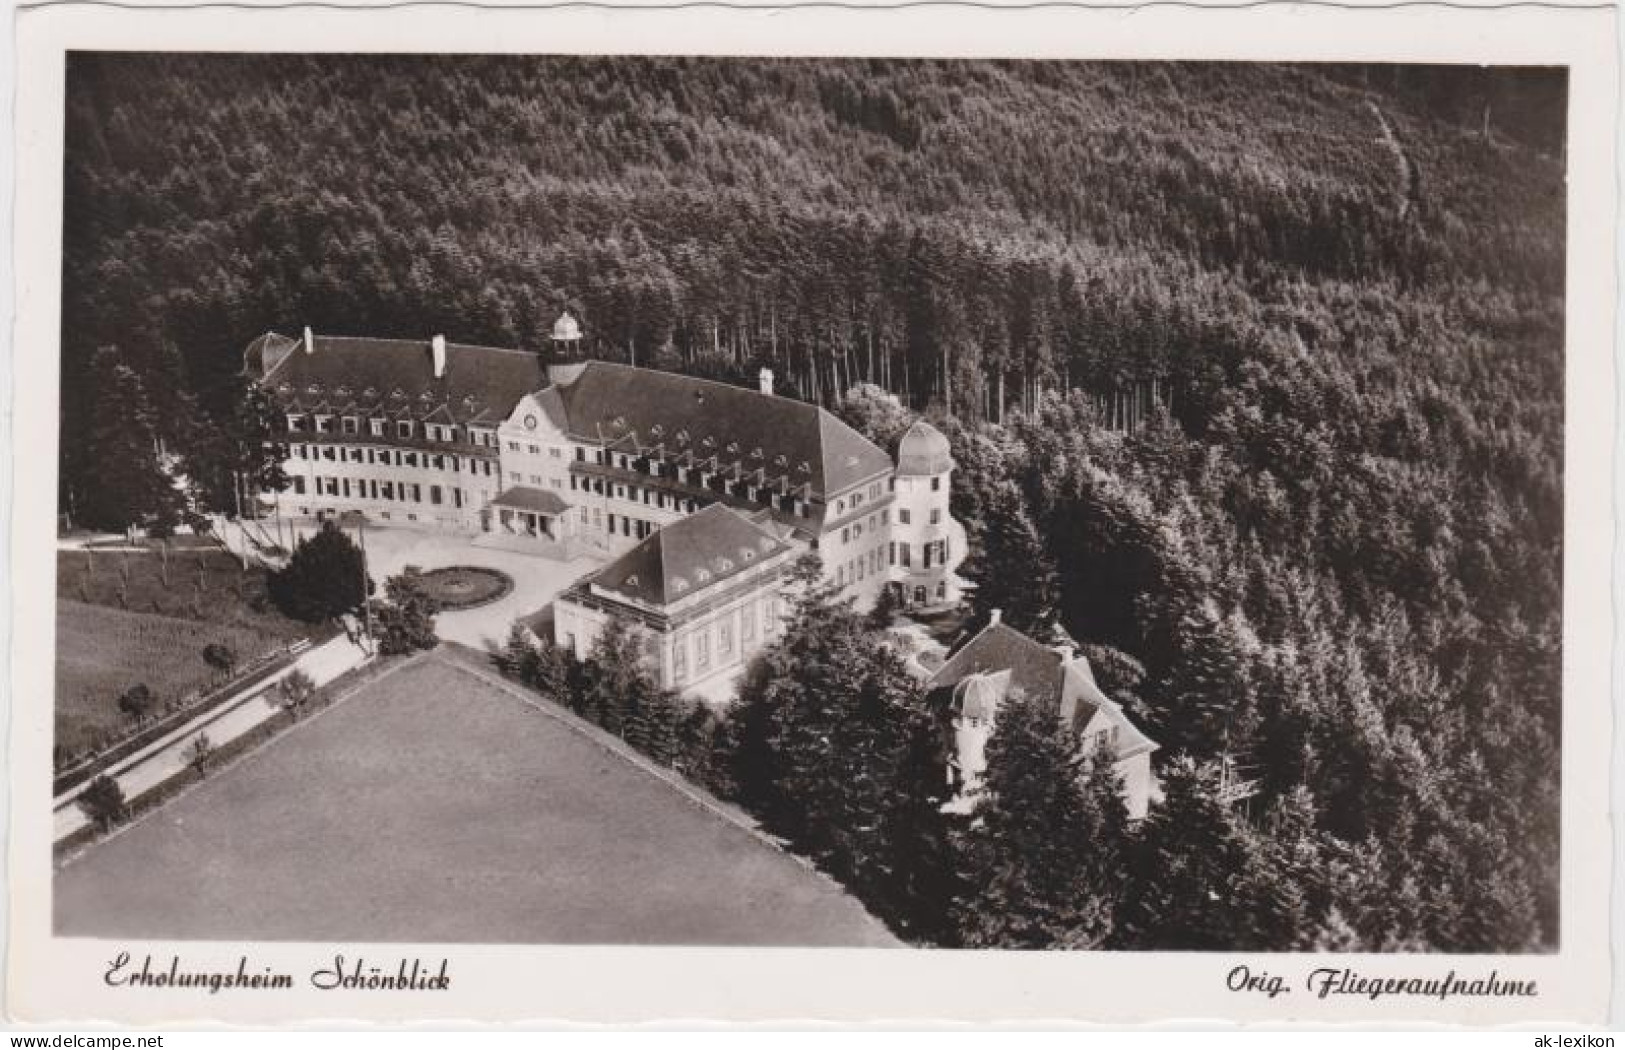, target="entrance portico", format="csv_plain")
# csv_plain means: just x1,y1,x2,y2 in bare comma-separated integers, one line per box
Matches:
488,486,575,542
